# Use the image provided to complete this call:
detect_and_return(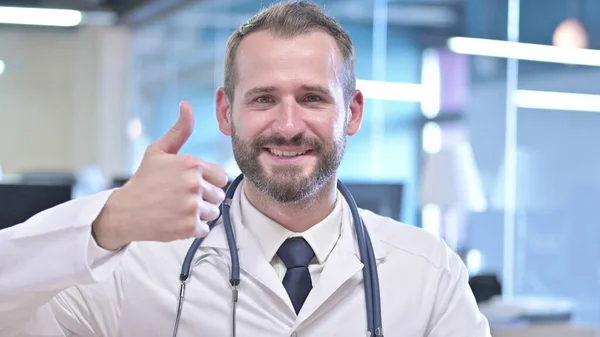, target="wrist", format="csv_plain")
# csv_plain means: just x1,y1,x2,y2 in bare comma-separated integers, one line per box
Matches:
92,190,130,251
